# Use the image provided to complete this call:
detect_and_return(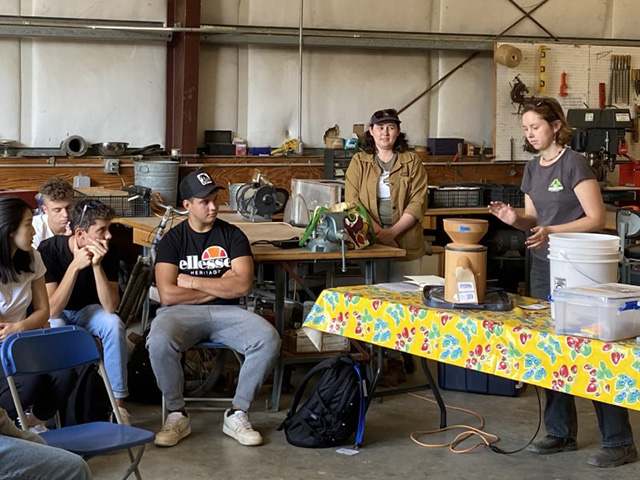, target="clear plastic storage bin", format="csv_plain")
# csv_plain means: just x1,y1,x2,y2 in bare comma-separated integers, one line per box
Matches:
553,283,640,341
